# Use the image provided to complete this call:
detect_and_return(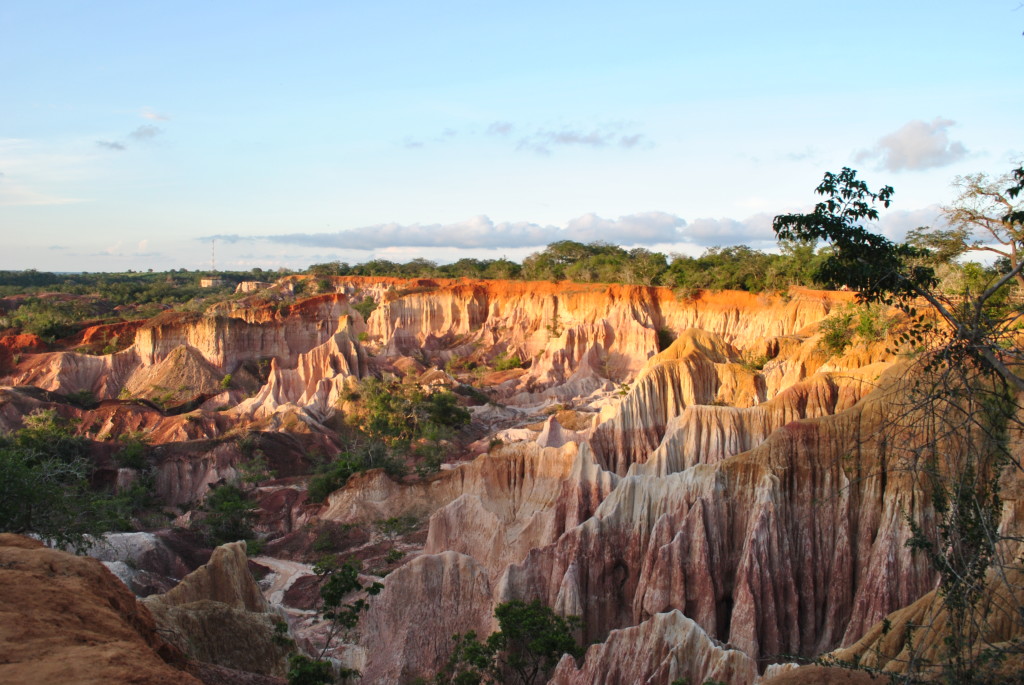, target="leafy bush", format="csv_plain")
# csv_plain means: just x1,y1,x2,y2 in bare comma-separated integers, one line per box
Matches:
818,310,855,354
0,409,123,551
10,298,92,341
66,389,98,409
307,454,367,503
438,600,583,685
202,484,255,544
114,431,149,469
854,303,895,342
493,351,523,371
352,296,377,321
287,654,335,685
